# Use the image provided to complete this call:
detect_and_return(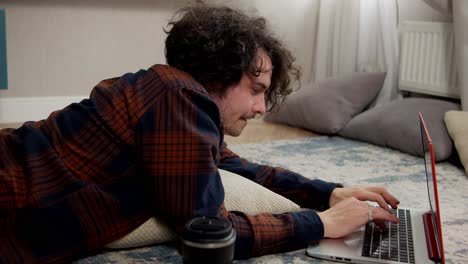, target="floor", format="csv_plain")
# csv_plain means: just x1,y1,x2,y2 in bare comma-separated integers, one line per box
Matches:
224,117,317,145
0,118,318,145
0,123,19,130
